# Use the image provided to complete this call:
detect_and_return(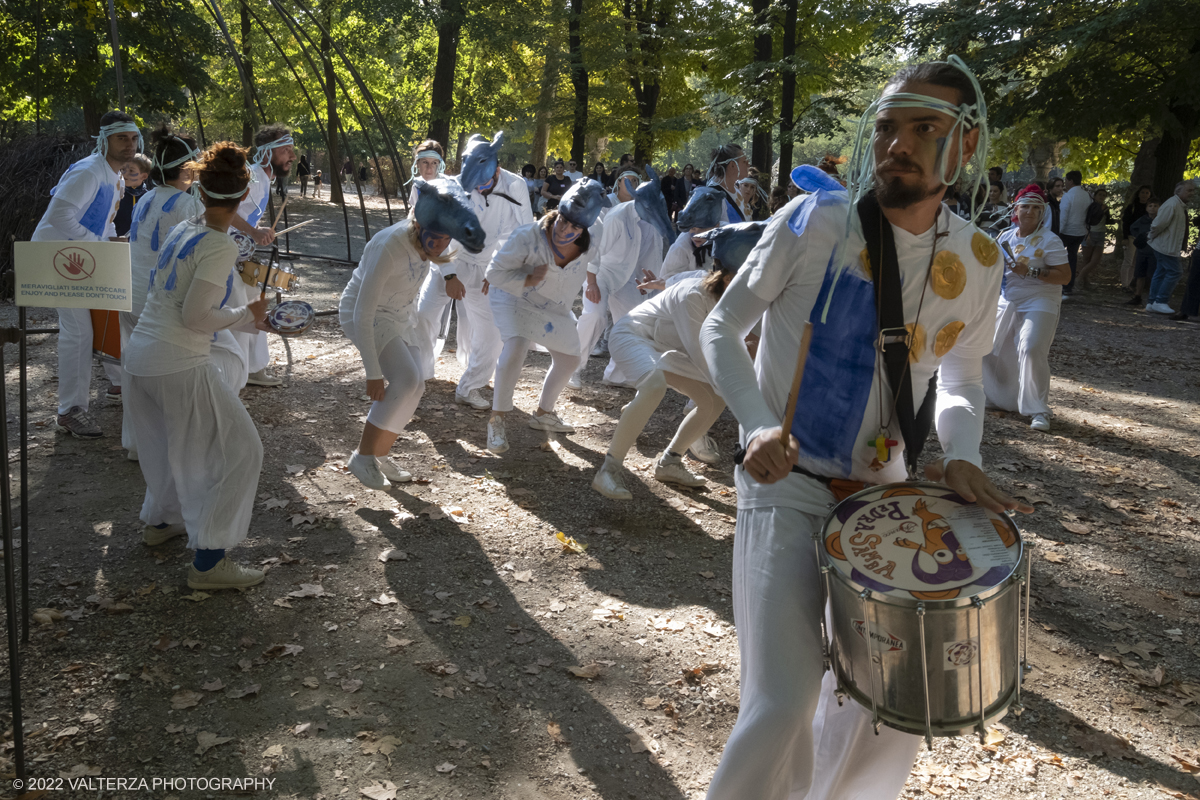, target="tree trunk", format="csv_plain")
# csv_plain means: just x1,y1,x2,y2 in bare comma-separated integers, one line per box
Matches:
568,0,588,167
749,0,773,176
777,0,797,181
1028,137,1064,181
240,0,254,147
530,50,558,169
454,130,469,173
623,0,668,164
428,0,464,149
1151,102,1196,203
1128,136,1159,193
322,24,343,206
82,97,105,137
